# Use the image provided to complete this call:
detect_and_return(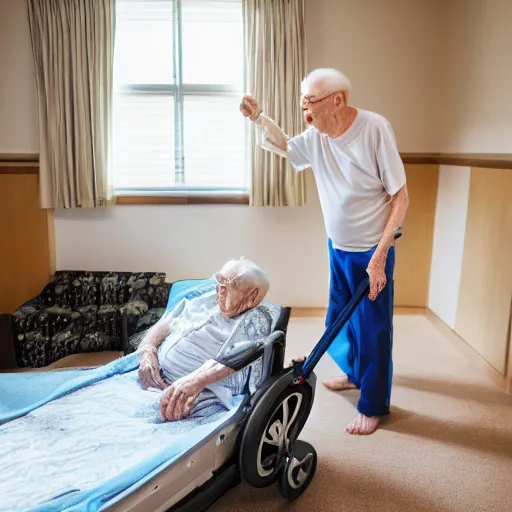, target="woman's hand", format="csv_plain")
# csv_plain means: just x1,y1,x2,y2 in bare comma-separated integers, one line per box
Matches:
138,348,167,390
159,375,204,421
